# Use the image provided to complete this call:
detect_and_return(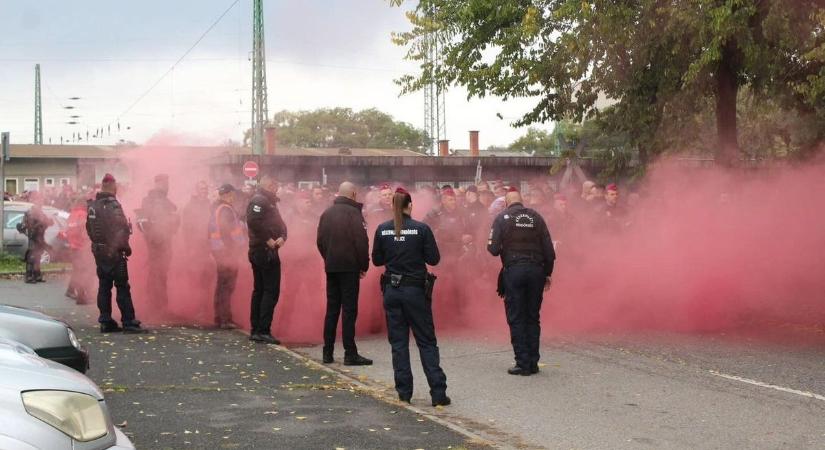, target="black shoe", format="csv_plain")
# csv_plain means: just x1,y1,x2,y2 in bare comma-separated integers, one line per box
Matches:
322,348,334,364
24,279,36,284
432,396,451,407
255,334,280,345
344,354,373,366
122,321,145,334
507,366,532,376
399,395,411,404
531,364,540,374
100,321,122,333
